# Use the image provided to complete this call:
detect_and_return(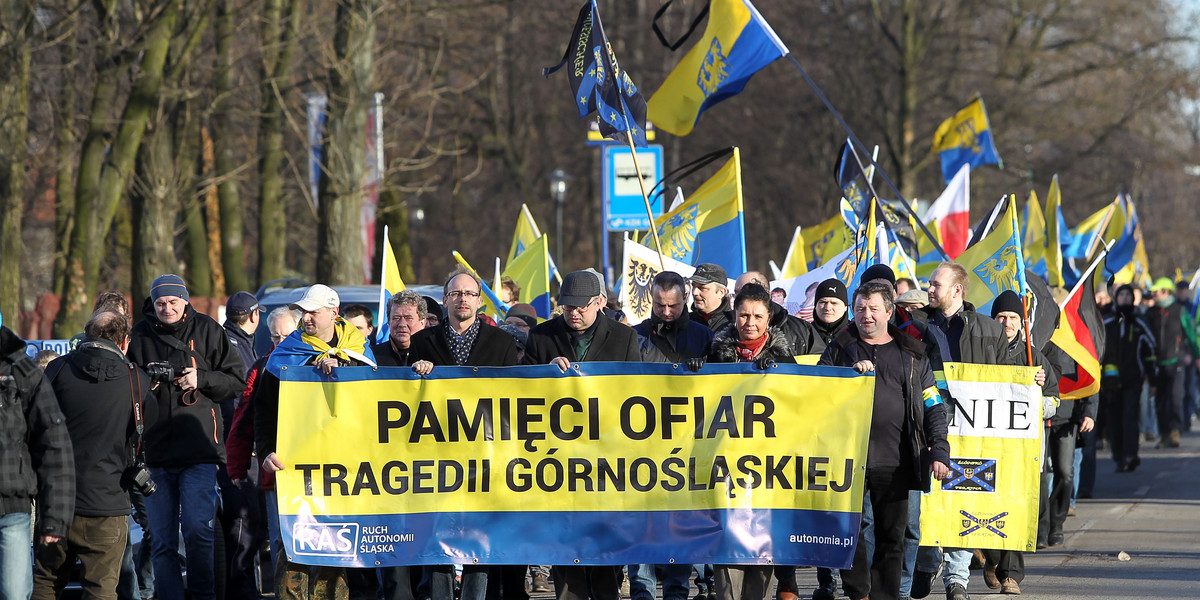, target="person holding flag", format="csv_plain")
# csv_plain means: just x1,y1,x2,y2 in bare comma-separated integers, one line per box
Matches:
984,290,1061,595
